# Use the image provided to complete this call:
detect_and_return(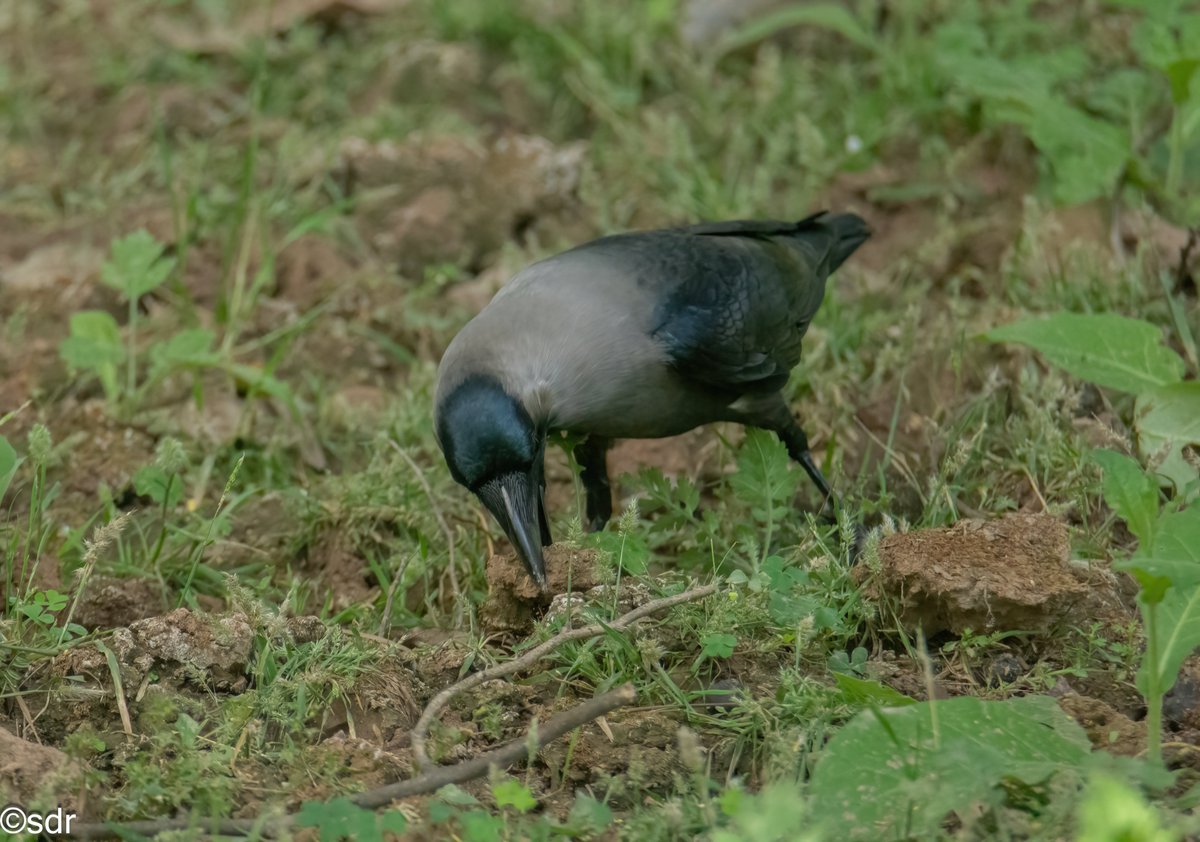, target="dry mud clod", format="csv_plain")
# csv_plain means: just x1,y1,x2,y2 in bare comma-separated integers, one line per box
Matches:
480,545,603,632
856,513,1088,635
